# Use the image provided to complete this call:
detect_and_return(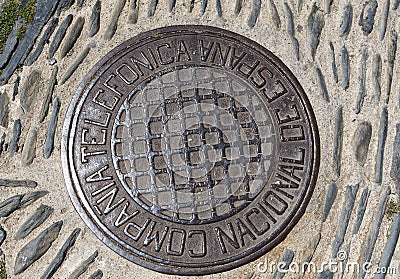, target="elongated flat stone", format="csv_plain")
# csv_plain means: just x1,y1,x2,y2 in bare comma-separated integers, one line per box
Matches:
379,0,390,41
271,249,294,279
0,133,5,156
268,0,281,30
0,195,23,217
14,221,63,275
373,54,382,104
216,0,222,17
60,46,90,85
60,17,85,59
284,3,300,61
77,0,84,7
329,42,338,83
352,188,370,234
69,250,99,279
148,0,158,17
0,0,58,84
353,121,372,166
341,45,349,89
324,0,333,13
0,92,9,128
332,184,359,257
333,107,343,177
358,187,390,279
394,0,400,10
49,15,73,59
385,29,397,104
248,0,261,28
339,4,353,37
22,127,37,166
169,0,176,12
316,270,333,279
375,107,388,184
234,0,243,14
315,67,329,102
0,179,37,188
89,270,103,279
296,233,320,278
41,228,81,279
0,17,24,69
129,0,139,23
16,204,54,240
322,183,338,222
201,0,208,14
89,0,101,37
26,17,59,66
359,0,378,36
44,97,61,159
20,191,49,209
57,0,75,15
0,227,5,246
390,124,400,183
9,119,21,156
20,70,41,113
12,76,20,101
104,0,126,40
39,66,58,123
307,3,324,60
356,47,367,114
